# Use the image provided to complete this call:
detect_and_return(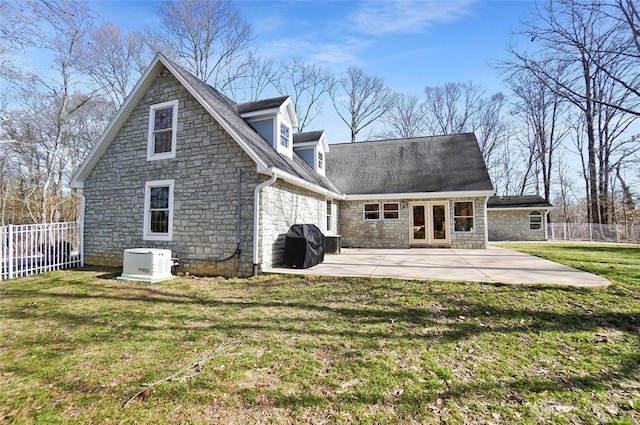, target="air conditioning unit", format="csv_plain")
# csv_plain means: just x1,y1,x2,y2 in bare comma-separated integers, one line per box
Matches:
117,248,174,283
